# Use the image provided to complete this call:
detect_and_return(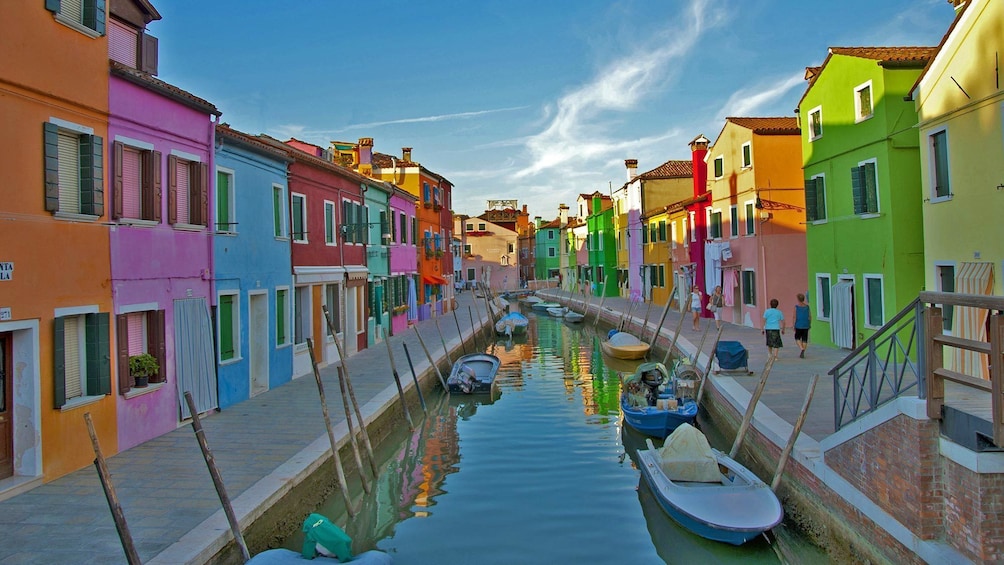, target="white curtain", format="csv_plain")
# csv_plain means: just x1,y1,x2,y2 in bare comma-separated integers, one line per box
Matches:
951,262,994,379
830,281,854,349
174,298,218,418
